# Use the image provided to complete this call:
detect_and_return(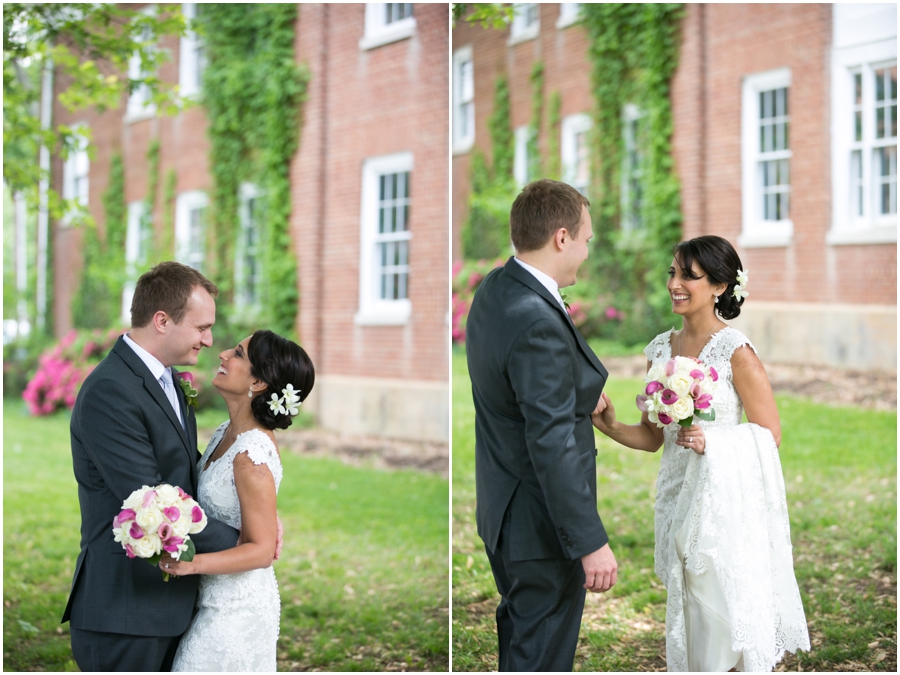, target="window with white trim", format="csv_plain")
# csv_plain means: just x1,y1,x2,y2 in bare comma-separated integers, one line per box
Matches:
622,104,645,230
514,125,535,188
557,3,581,29
179,3,205,98
122,201,154,321
175,190,208,272
356,152,413,325
509,3,539,44
453,45,475,154
125,12,157,121
360,3,416,50
561,113,591,196
829,4,896,244
62,126,89,224
740,68,792,248
236,183,264,309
